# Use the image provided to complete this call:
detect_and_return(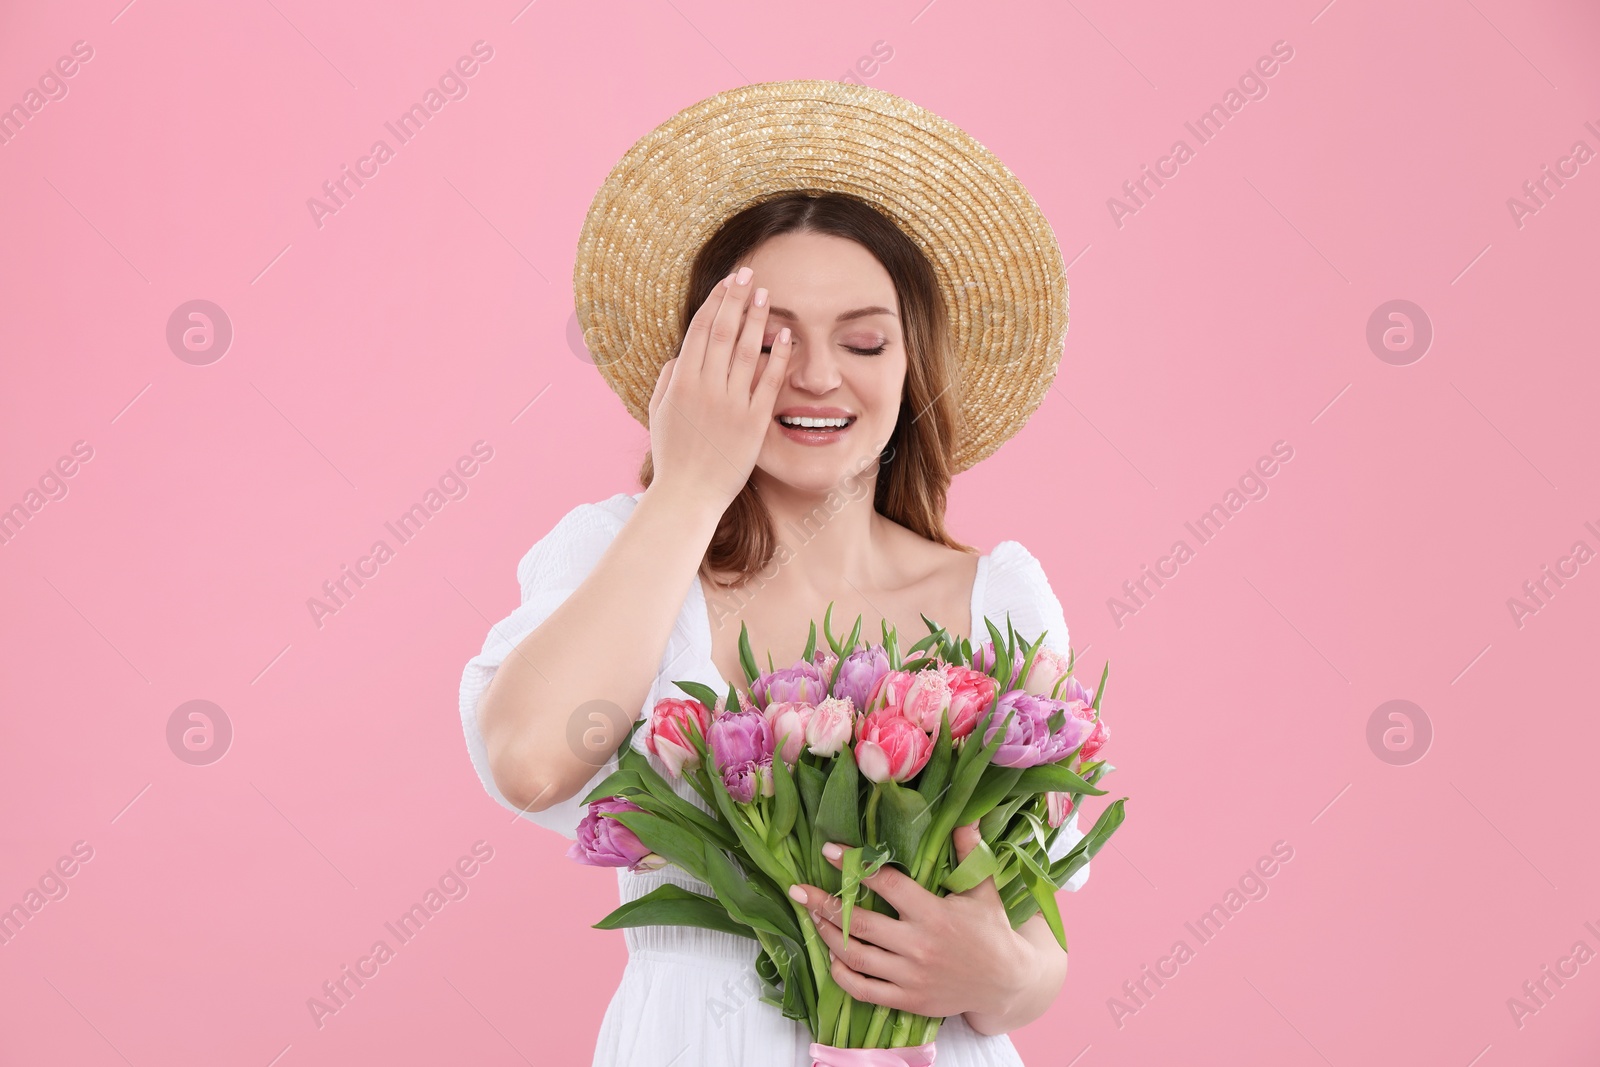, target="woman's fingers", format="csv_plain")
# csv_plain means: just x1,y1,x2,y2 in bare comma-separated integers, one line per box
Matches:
677,270,735,378
702,266,755,388
725,284,771,400
648,356,675,422
813,910,909,985
750,326,792,408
